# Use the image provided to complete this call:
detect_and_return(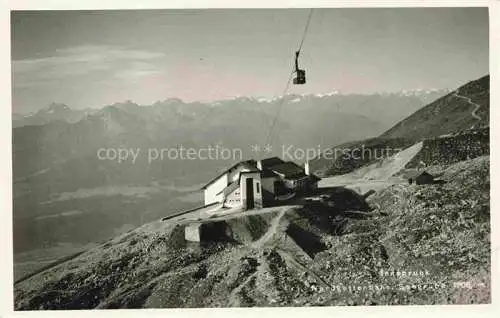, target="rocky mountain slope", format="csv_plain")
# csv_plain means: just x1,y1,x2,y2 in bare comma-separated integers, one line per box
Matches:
313,128,489,177
381,75,489,140
311,75,489,177
12,79,489,308
14,156,490,308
